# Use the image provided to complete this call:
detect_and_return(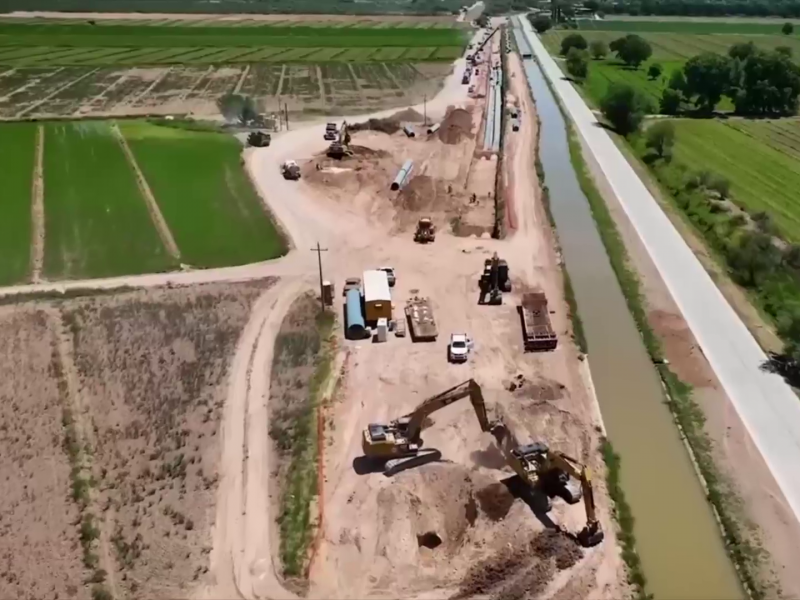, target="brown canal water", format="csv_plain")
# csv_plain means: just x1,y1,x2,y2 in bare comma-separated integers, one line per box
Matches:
512,19,742,600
